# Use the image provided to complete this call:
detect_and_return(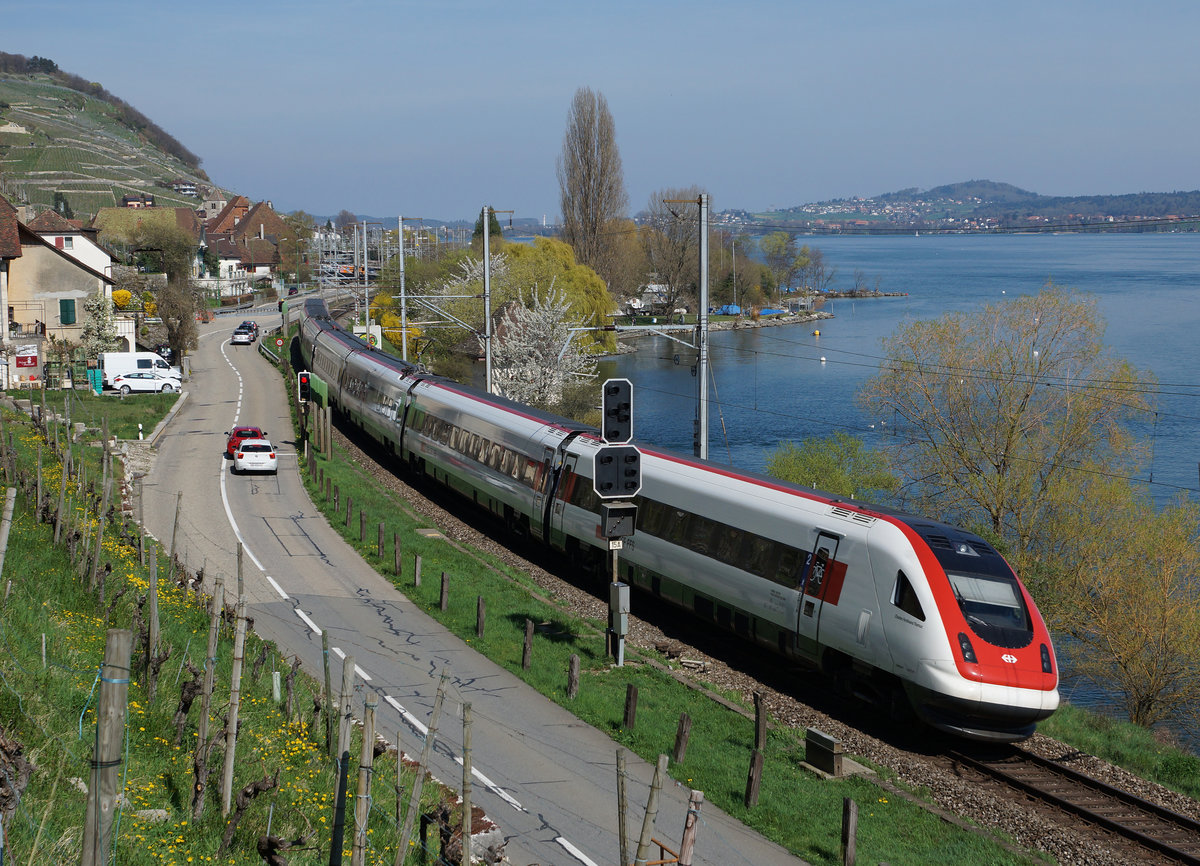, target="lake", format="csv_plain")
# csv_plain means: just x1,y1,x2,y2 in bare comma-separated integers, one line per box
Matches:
599,231,1200,746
